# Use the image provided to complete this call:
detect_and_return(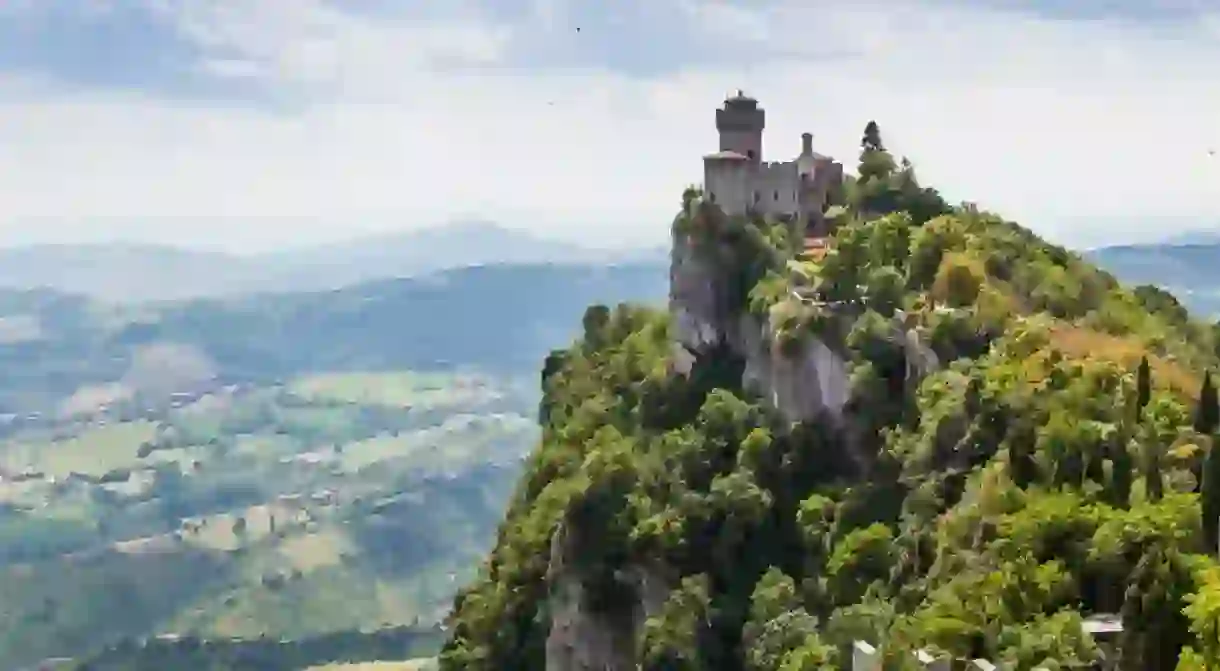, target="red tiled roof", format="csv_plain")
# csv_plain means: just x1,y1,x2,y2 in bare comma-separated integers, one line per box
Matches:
802,236,830,261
